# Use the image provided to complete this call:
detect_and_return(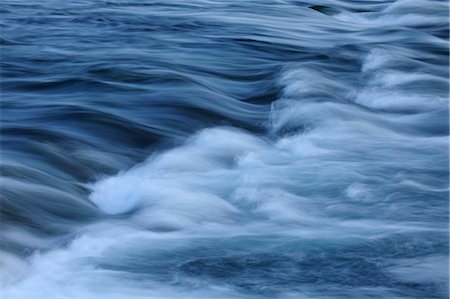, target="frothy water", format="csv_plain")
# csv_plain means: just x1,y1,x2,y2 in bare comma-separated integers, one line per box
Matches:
1,1,448,298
